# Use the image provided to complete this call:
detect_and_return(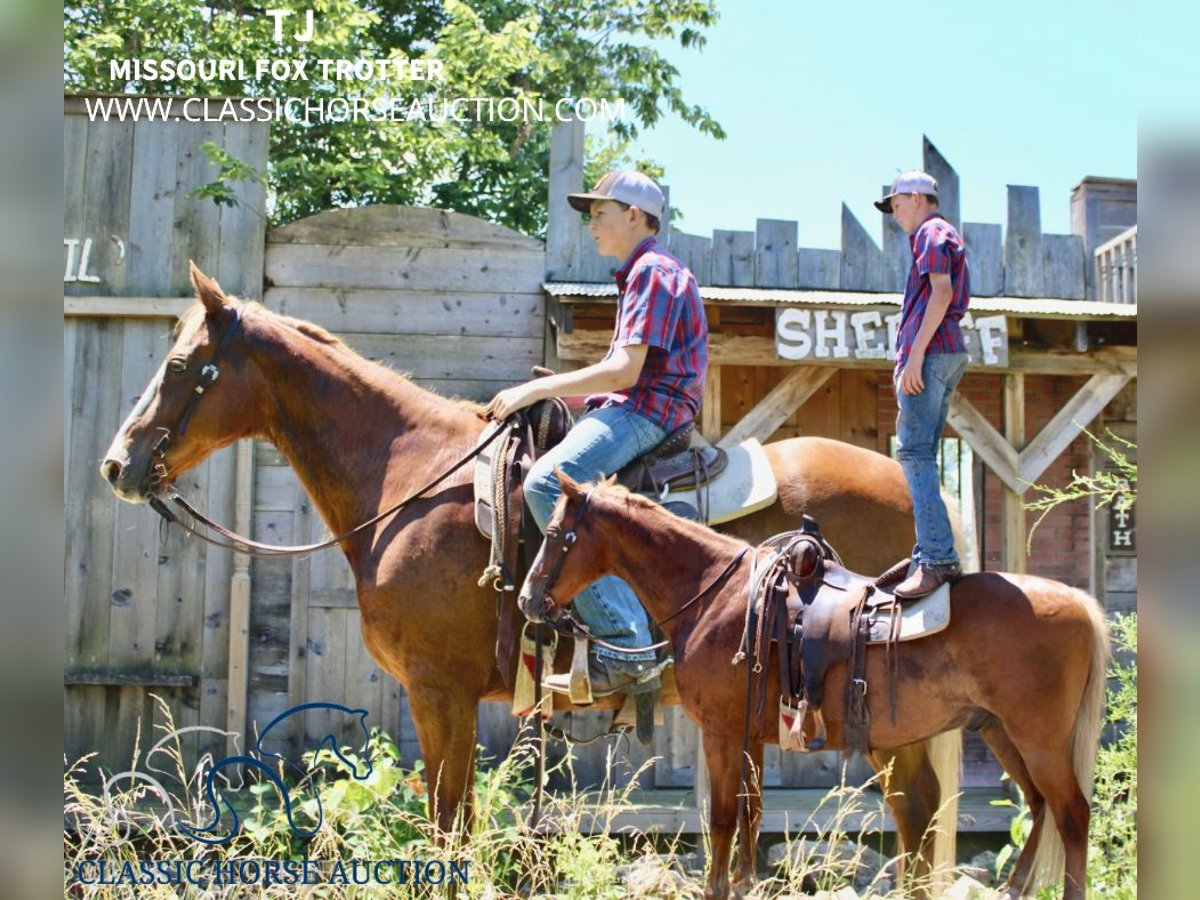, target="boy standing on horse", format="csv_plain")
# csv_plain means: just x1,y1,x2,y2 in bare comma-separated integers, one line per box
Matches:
486,170,708,696
875,171,971,599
